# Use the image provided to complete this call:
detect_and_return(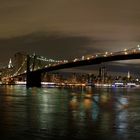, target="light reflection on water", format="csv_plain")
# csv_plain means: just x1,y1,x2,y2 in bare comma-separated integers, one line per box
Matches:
0,85,140,139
